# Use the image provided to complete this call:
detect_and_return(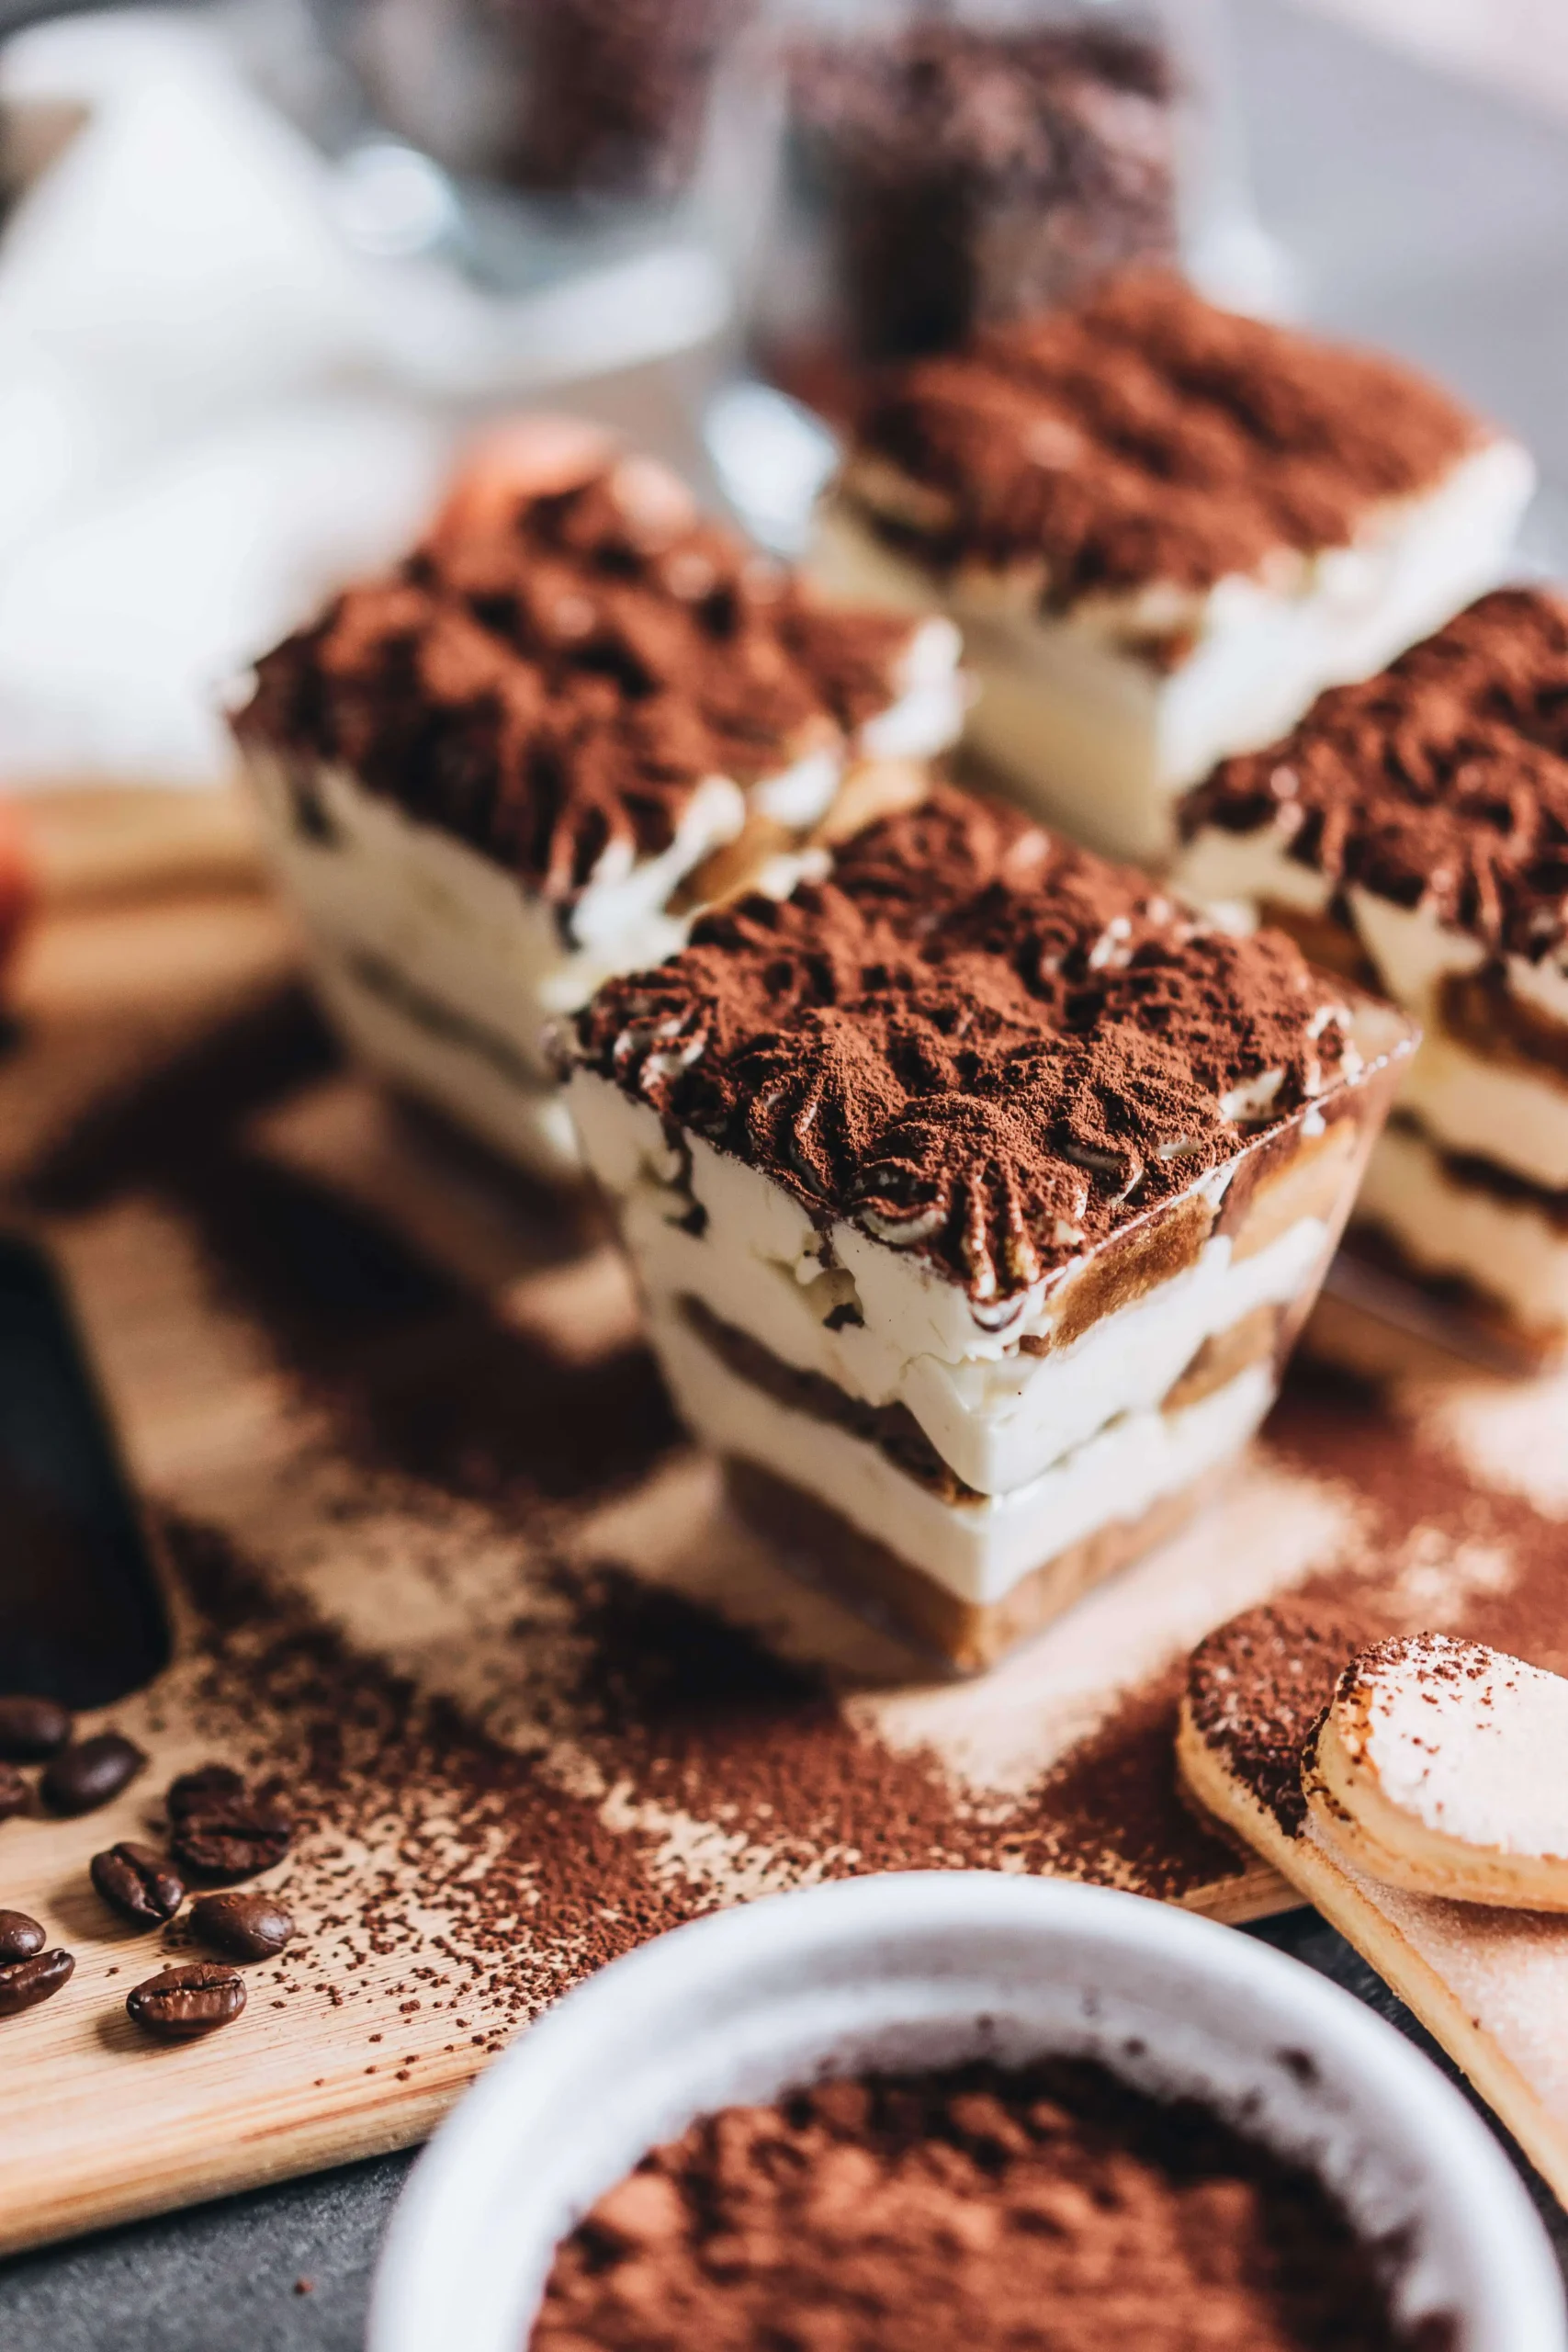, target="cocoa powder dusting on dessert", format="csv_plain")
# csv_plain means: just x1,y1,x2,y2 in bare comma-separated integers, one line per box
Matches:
574,785,1356,1306
1187,1602,1385,1837
1182,588,1568,960
1183,1360,1568,1829
530,2060,1442,2352
233,450,918,908
848,270,1484,608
